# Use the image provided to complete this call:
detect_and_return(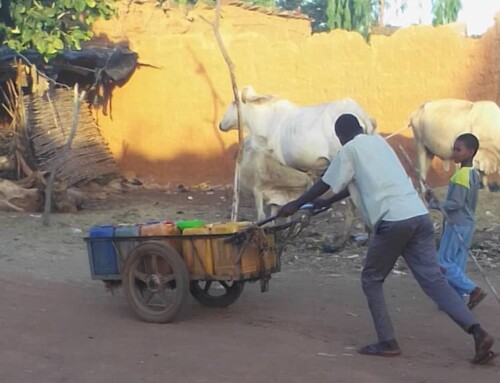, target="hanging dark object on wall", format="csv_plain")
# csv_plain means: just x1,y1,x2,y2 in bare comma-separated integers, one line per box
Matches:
50,46,139,116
